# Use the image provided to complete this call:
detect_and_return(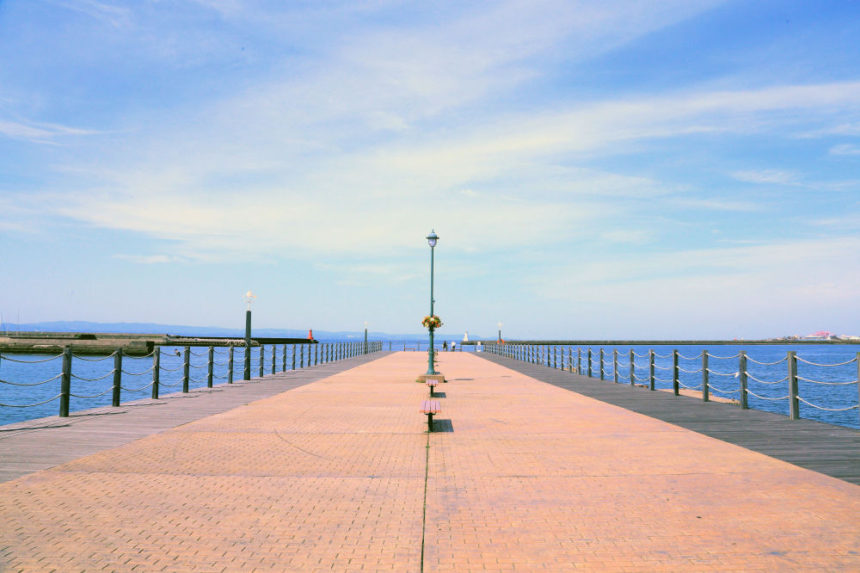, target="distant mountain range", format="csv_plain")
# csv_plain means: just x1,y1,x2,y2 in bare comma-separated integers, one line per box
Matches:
0,321,484,342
